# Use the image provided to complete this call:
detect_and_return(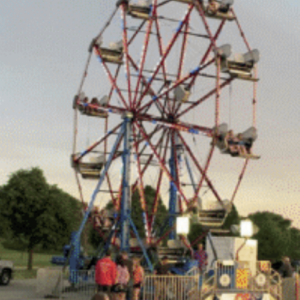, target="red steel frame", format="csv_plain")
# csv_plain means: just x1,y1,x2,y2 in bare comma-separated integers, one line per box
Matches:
72,0,258,246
